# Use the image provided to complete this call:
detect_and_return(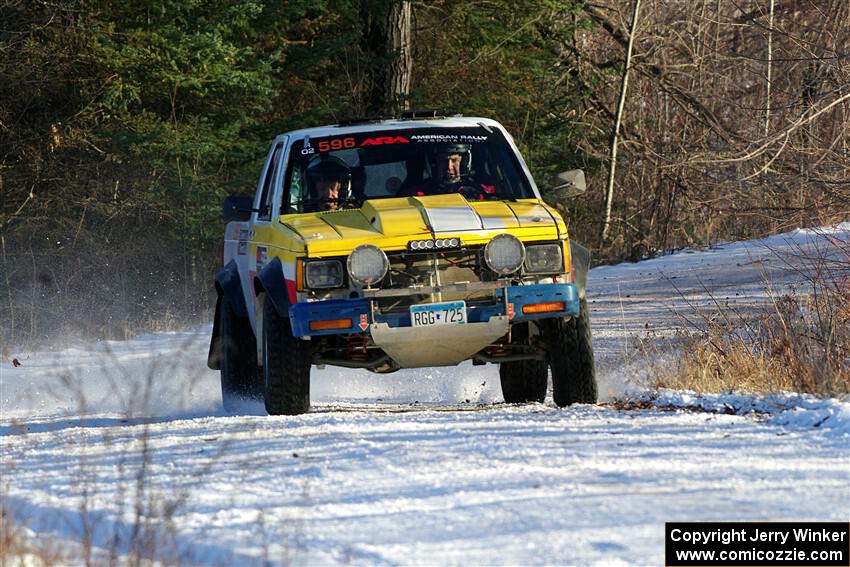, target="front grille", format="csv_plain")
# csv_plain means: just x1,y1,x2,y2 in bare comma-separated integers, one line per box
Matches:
378,248,497,312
